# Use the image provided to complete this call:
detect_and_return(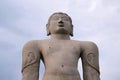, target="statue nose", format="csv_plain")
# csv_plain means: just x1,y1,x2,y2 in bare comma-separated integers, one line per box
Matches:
58,18,63,23
58,20,63,23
